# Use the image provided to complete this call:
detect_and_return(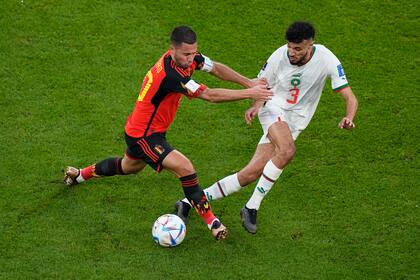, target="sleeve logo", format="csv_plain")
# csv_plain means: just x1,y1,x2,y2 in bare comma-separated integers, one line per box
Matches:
337,64,345,77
